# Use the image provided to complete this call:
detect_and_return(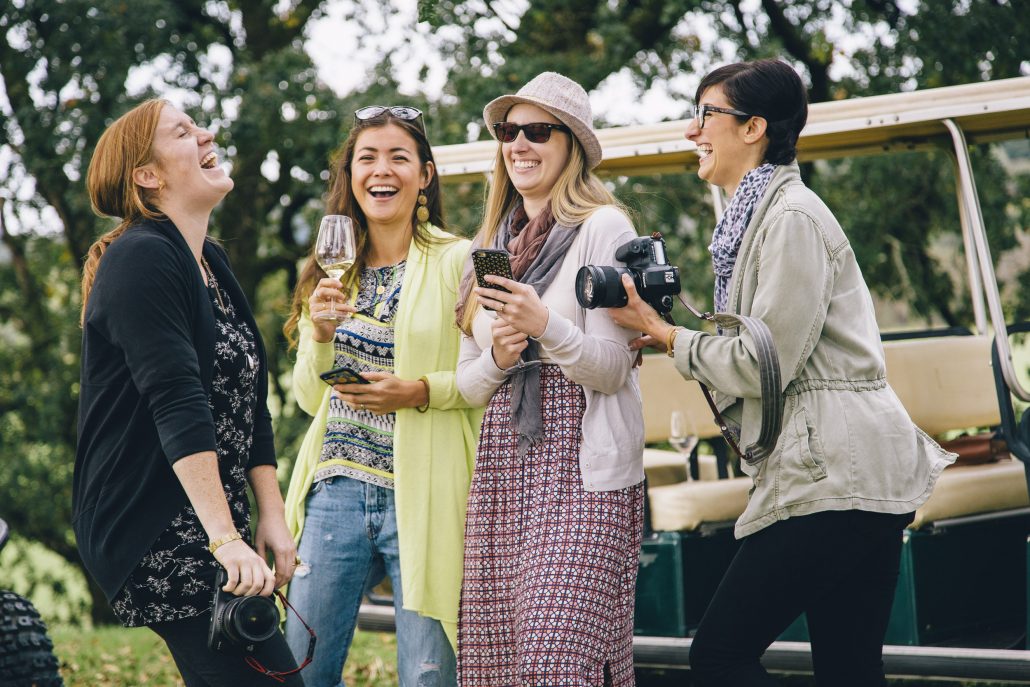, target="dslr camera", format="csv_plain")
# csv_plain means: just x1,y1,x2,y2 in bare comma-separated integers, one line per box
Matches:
207,566,280,653
575,233,681,316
